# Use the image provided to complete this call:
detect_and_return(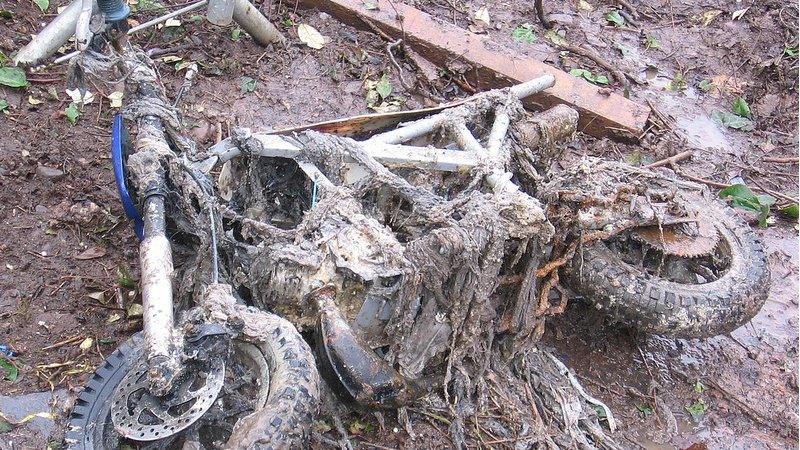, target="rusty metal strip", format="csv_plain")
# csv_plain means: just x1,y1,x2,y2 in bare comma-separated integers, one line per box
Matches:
297,0,651,139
